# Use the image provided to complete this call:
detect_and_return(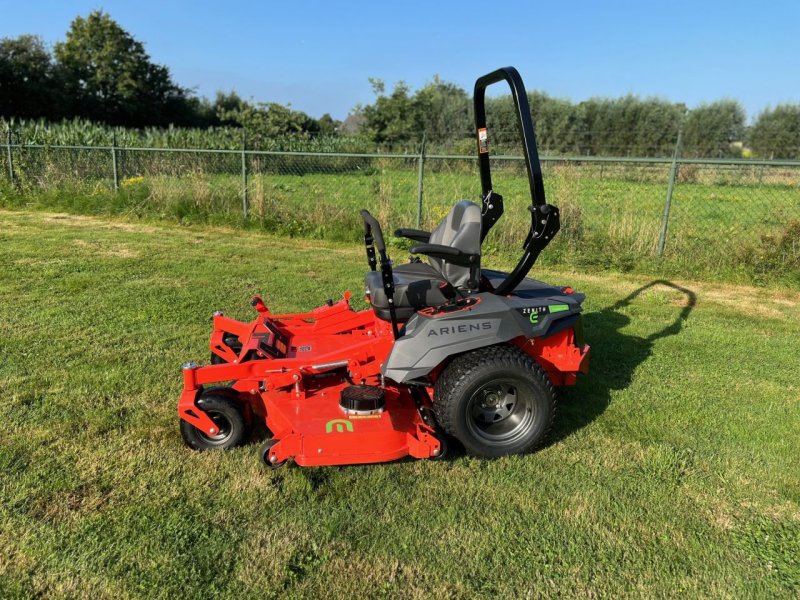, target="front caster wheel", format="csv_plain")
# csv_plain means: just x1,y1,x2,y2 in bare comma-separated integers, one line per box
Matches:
180,393,248,451
259,439,287,469
429,434,450,461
